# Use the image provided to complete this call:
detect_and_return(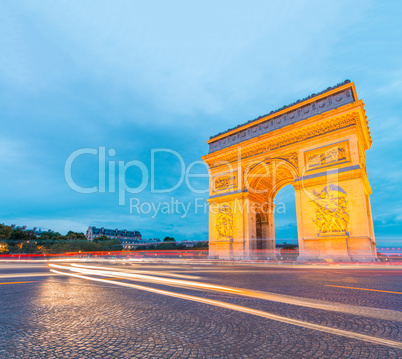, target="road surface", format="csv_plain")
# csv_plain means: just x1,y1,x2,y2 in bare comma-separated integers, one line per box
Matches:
0,261,401,358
